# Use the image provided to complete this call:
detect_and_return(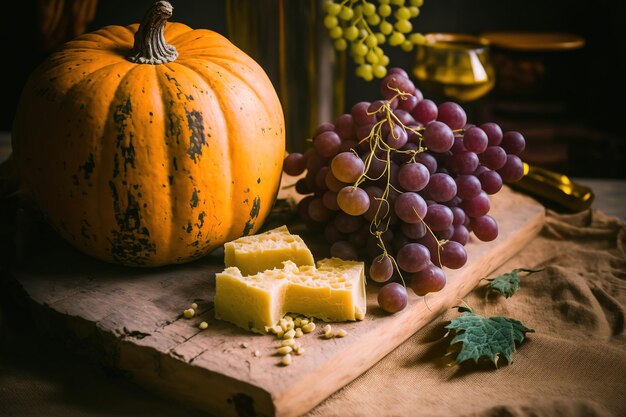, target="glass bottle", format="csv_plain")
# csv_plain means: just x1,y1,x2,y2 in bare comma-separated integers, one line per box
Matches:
226,0,346,152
